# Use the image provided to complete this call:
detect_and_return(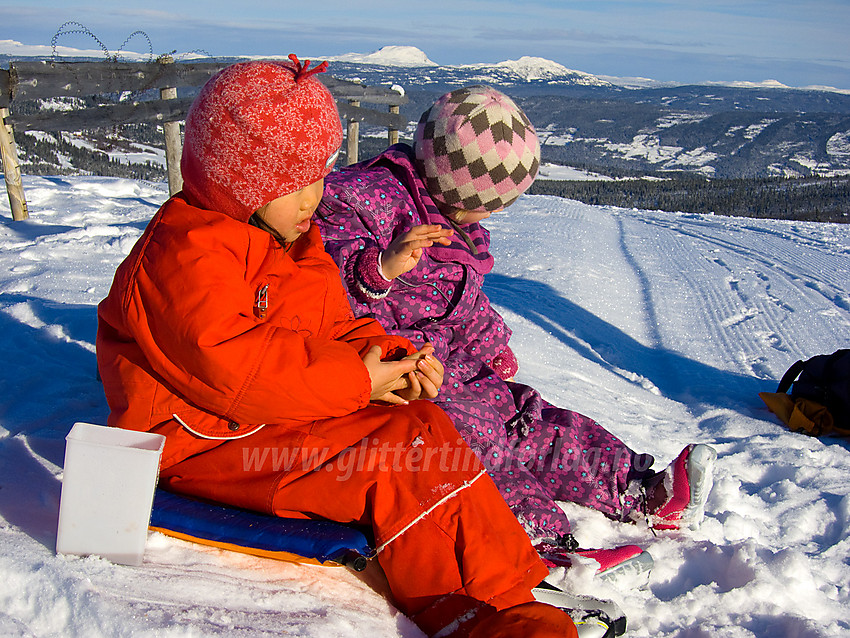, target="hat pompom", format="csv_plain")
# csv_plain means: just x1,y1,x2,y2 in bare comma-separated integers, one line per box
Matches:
413,85,540,212
181,59,342,222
